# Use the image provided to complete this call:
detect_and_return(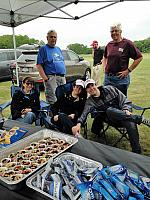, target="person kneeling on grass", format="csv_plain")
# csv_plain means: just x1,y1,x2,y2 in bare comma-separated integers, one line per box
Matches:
72,79,150,154
11,77,40,124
